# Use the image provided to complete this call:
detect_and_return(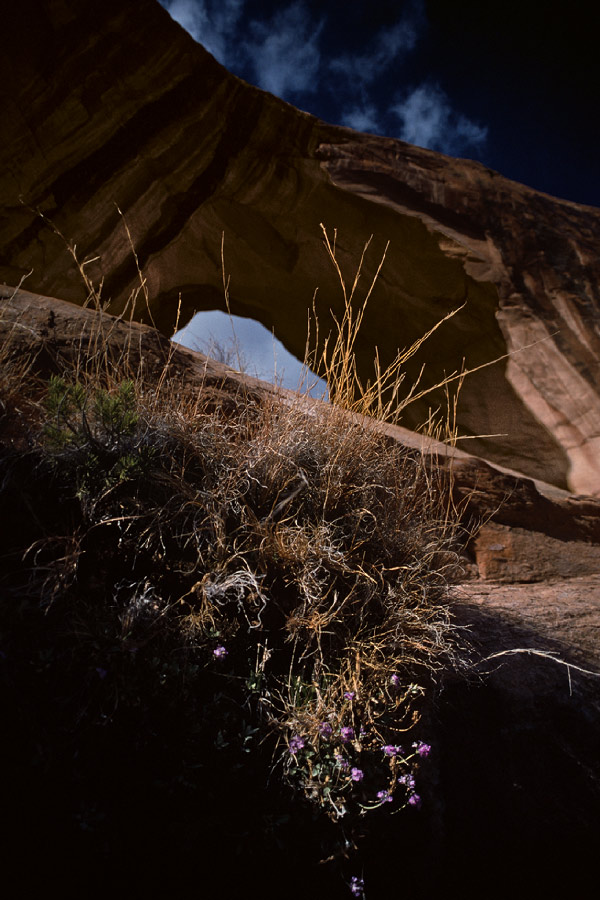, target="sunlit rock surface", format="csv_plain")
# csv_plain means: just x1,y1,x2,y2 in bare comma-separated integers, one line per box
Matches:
2,0,600,492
